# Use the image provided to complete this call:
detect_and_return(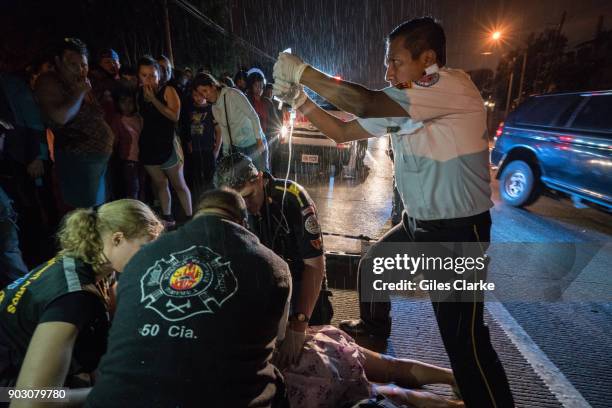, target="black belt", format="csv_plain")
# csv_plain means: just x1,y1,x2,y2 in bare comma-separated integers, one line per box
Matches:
407,210,491,230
